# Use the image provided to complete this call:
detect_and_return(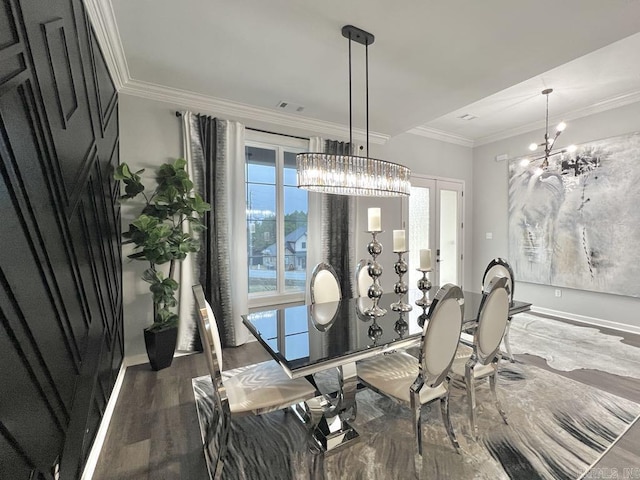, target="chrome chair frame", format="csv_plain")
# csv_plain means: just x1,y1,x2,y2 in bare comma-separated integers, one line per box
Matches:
310,262,341,304
354,258,372,297
482,258,515,361
358,284,465,455
193,285,316,479
451,276,510,439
